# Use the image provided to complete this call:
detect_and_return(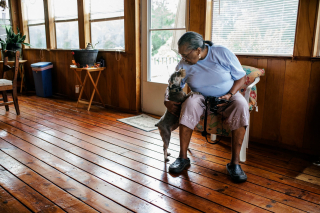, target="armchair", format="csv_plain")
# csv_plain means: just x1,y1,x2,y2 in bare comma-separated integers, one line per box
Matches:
194,65,265,162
